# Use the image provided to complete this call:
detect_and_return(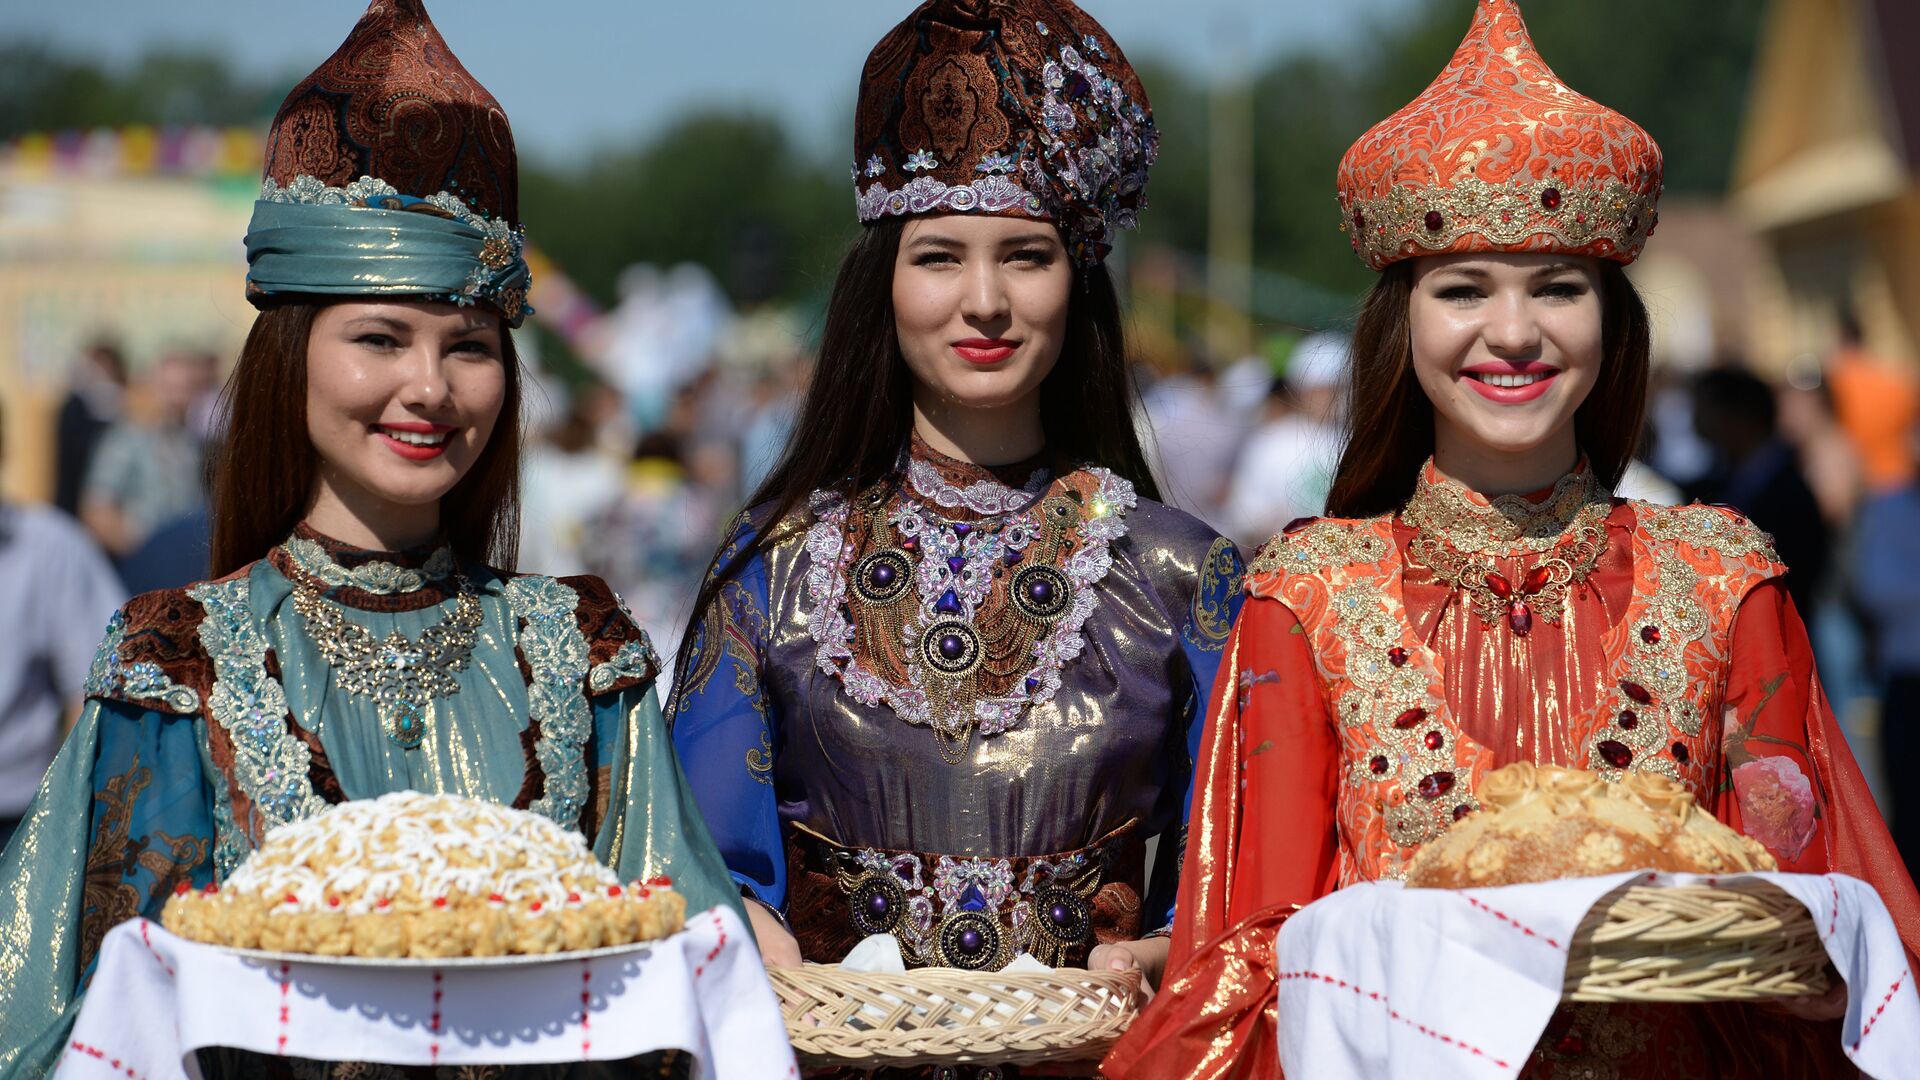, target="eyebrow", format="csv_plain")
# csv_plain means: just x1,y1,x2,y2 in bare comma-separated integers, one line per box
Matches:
905,231,1062,251
1431,261,1585,280
342,315,495,337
